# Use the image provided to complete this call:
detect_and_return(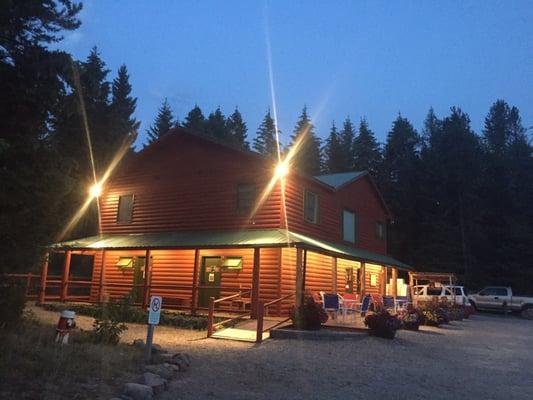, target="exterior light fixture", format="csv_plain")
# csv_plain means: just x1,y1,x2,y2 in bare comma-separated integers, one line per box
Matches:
89,182,103,198
275,161,289,179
